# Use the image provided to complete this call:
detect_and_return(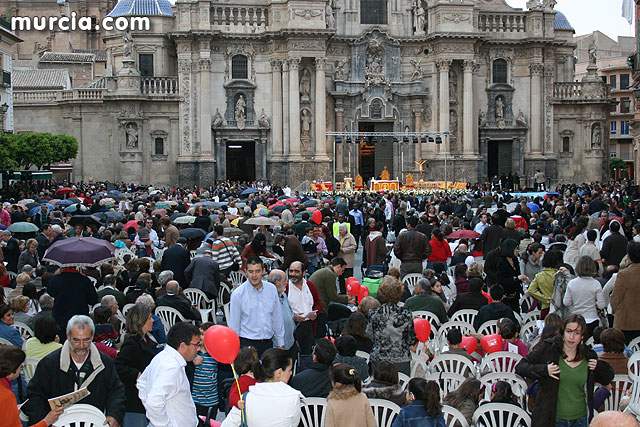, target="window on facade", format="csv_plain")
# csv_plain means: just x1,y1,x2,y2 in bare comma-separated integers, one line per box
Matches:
139,54,154,77
621,98,631,114
492,59,508,84
611,121,617,135
610,75,617,89
562,137,570,152
621,120,630,135
154,137,164,155
621,73,630,89
232,55,248,80
611,99,618,113
601,76,608,84
360,0,387,24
